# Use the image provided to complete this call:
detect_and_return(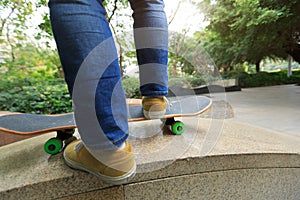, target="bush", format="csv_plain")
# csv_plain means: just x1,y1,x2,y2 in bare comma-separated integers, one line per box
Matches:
168,76,218,88
222,70,242,79
0,77,72,114
237,70,300,88
188,77,206,87
286,74,300,84
122,77,141,98
168,77,190,88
